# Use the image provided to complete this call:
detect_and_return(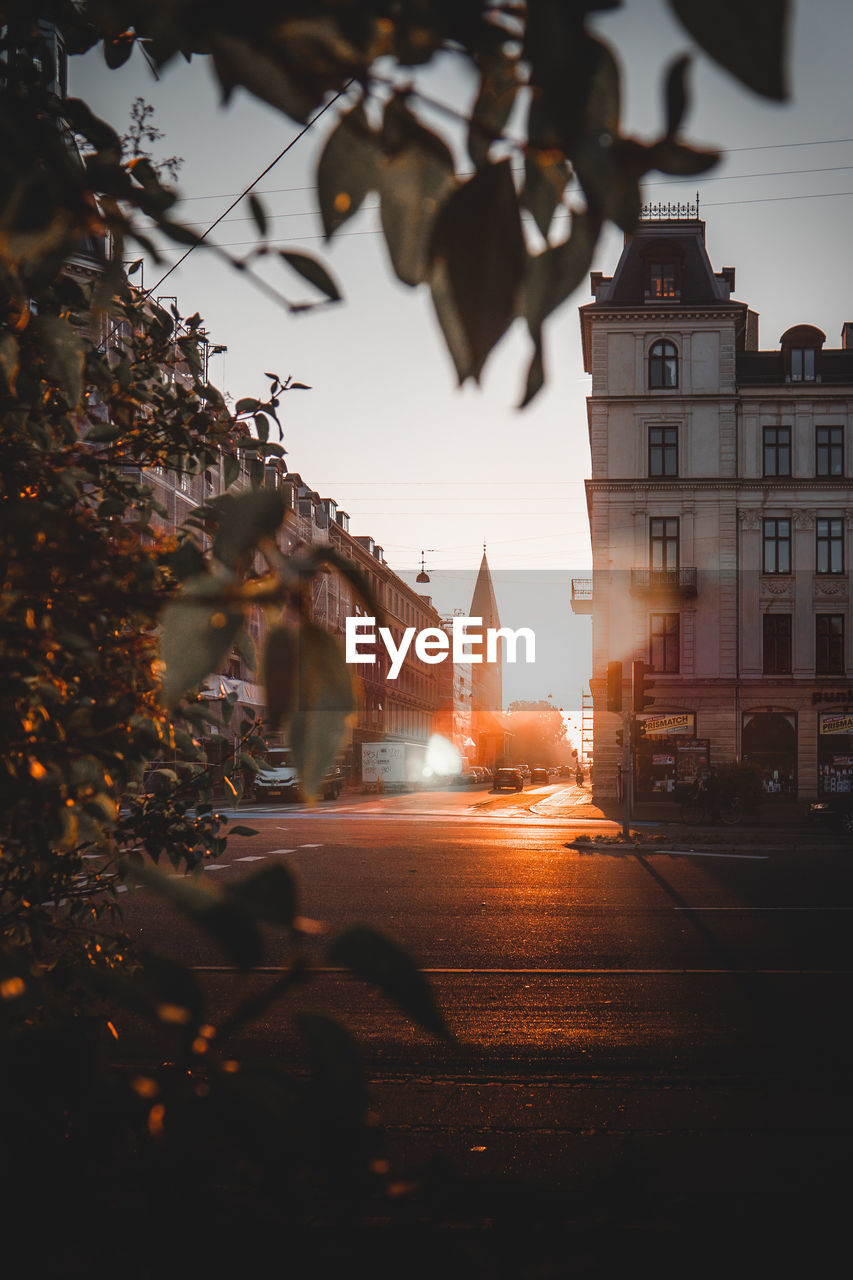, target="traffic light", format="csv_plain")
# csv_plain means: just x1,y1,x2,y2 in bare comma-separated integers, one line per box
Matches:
615,729,624,748
606,660,623,711
632,659,656,713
